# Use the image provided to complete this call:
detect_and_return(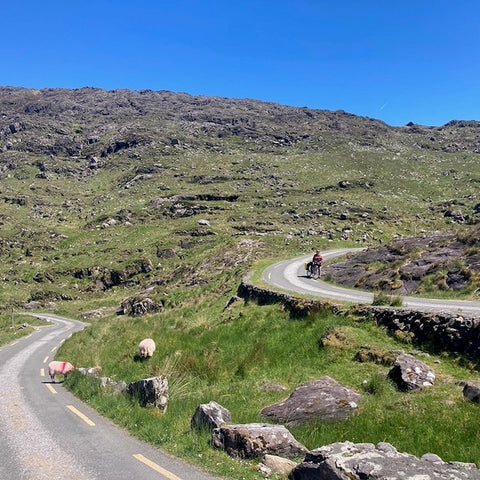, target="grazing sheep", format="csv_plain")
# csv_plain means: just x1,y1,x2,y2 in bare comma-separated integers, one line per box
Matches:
48,361,75,382
138,338,156,359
